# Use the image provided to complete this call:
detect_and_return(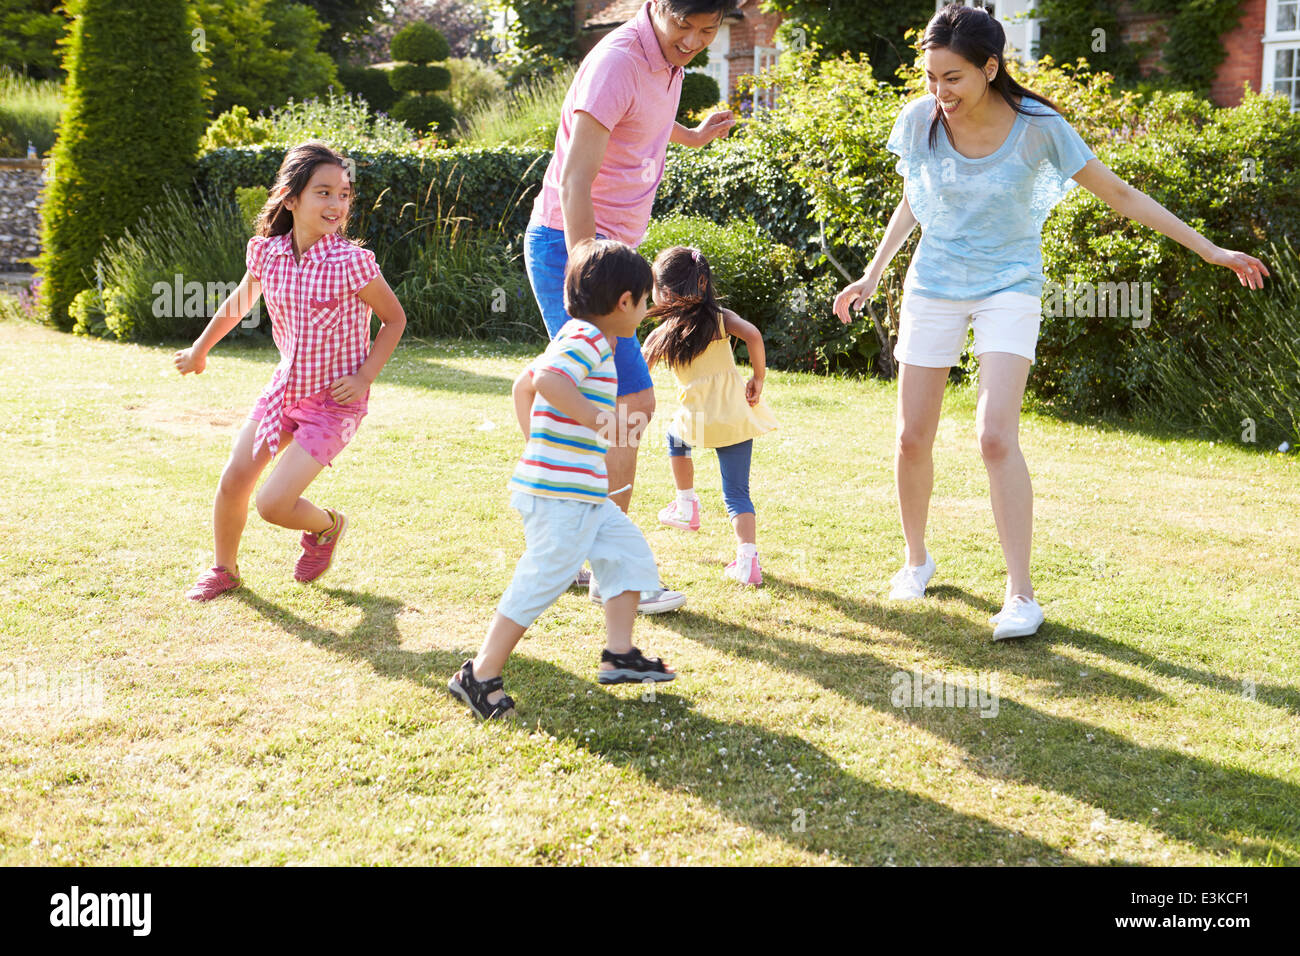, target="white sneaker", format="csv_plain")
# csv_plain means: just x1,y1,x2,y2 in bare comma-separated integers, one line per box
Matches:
992,595,1044,640
888,552,936,600
589,579,687,614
